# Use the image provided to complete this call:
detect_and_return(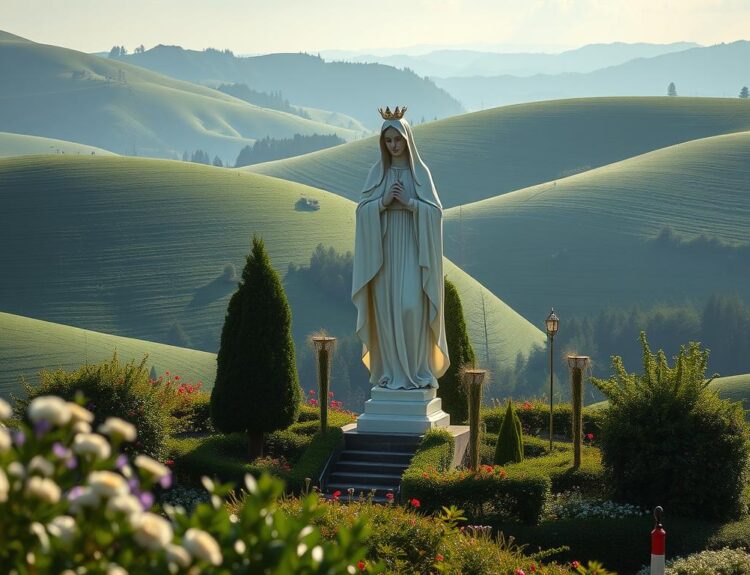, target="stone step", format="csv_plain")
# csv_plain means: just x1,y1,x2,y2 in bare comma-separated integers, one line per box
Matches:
338,449,414,464
326,482,400,497
328,471,402,487
343,433,422,452
333,460,409,474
